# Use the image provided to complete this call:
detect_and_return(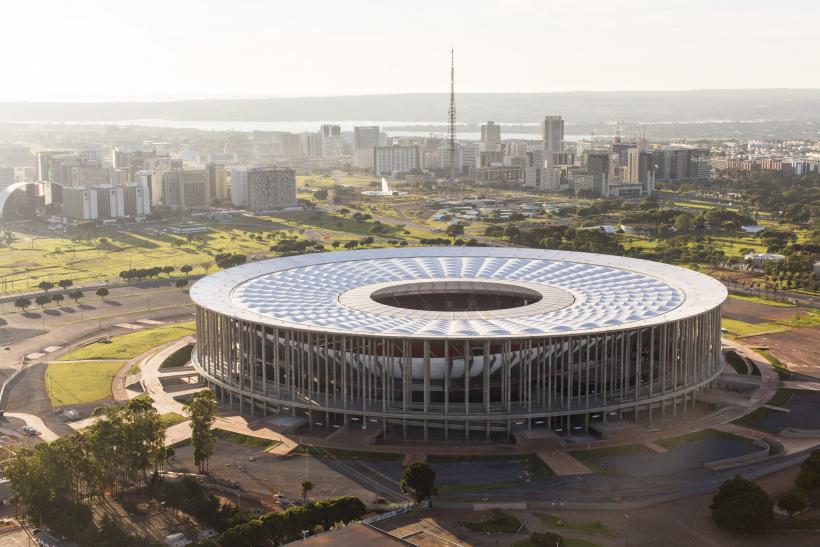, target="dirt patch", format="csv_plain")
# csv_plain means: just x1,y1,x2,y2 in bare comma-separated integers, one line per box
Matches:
722,299,805,324
743,327,820,376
